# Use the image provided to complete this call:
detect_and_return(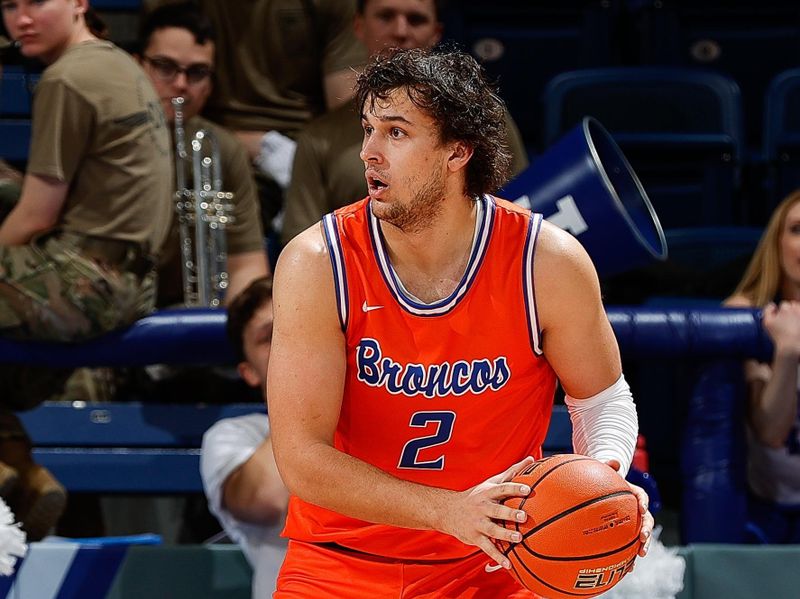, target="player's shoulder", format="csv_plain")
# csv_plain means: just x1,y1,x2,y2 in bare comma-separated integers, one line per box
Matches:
279,221,329,271
536,219,593,270
531,219,602,313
